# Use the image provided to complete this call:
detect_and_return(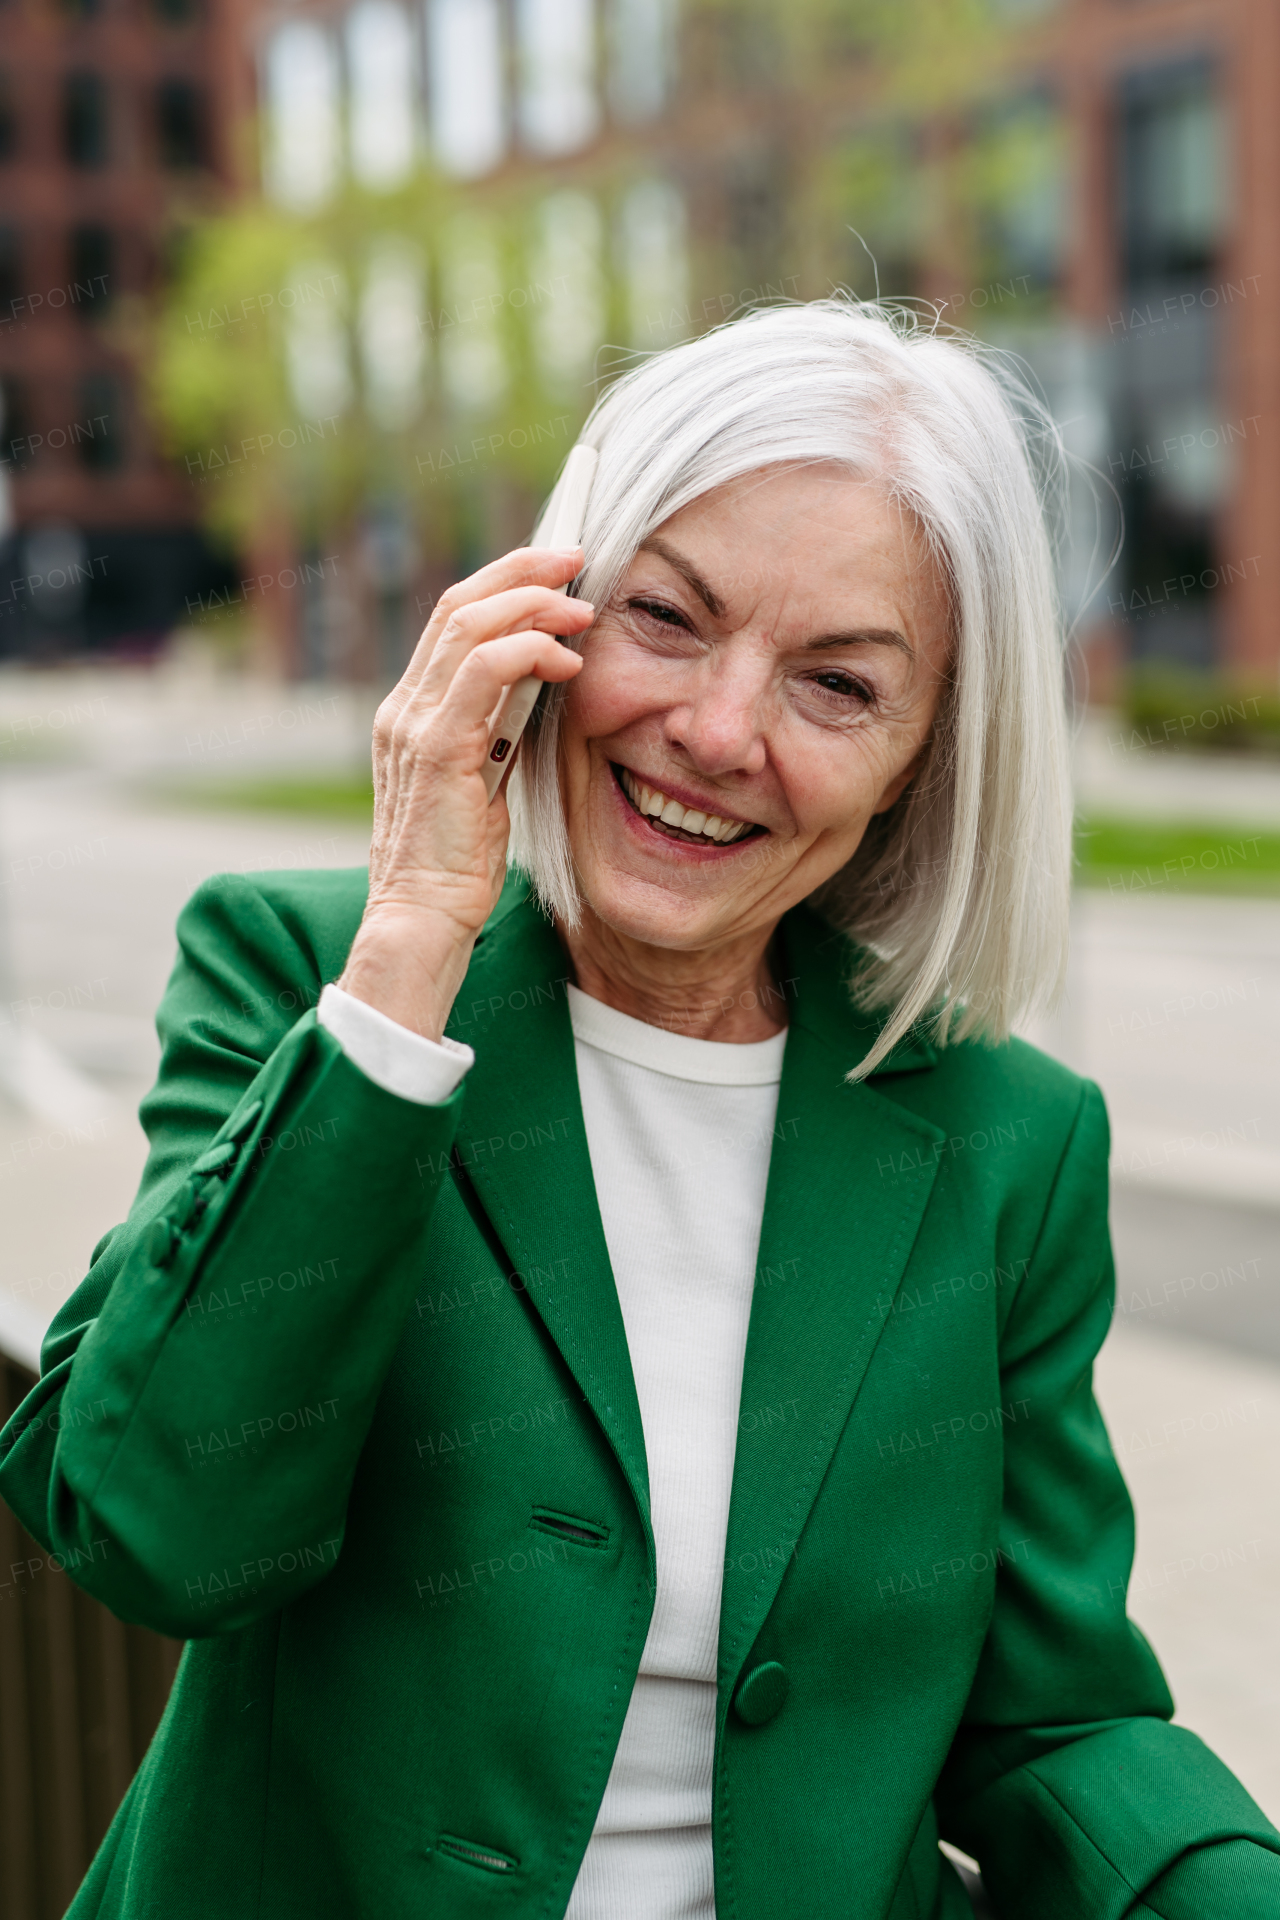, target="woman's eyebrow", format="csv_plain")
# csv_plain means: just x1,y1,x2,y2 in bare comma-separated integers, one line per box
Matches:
633,541,911,656
637,537,726,618
804,628,913,656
